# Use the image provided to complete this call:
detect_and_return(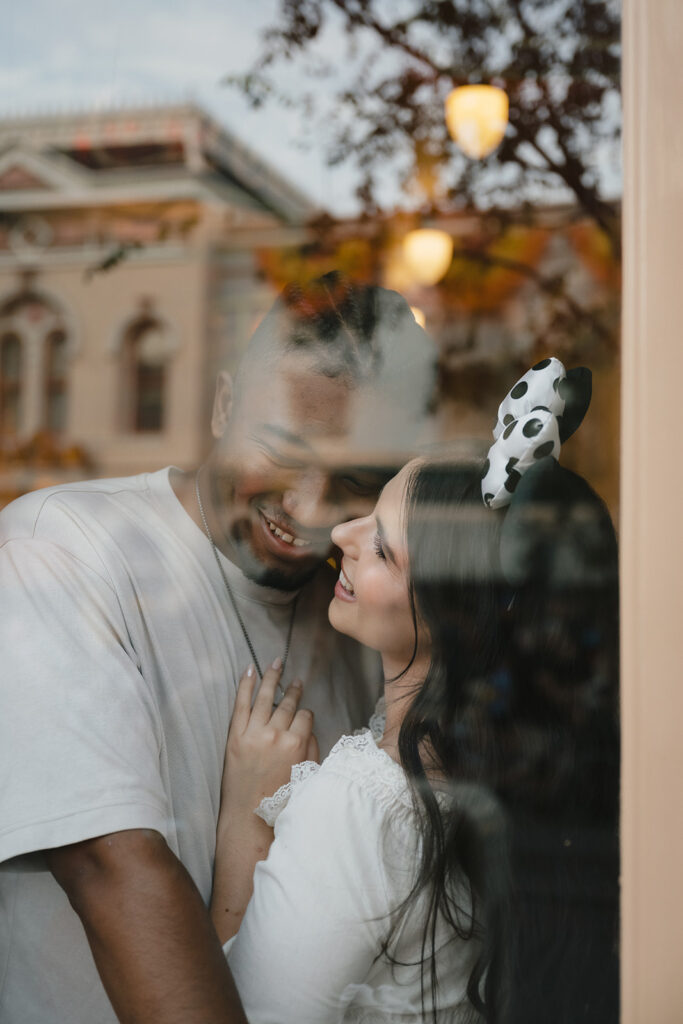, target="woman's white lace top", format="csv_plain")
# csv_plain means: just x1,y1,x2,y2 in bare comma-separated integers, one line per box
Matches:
224,698,479,1023
255,697,390,827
